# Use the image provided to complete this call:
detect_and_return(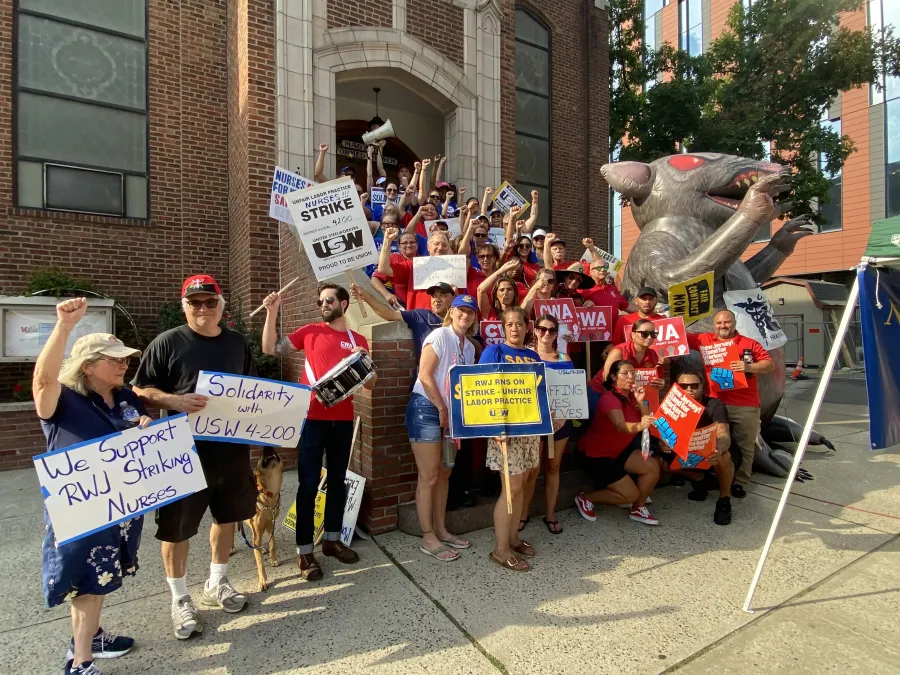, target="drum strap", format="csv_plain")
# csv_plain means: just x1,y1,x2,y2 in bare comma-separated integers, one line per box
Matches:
305,330,357,386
